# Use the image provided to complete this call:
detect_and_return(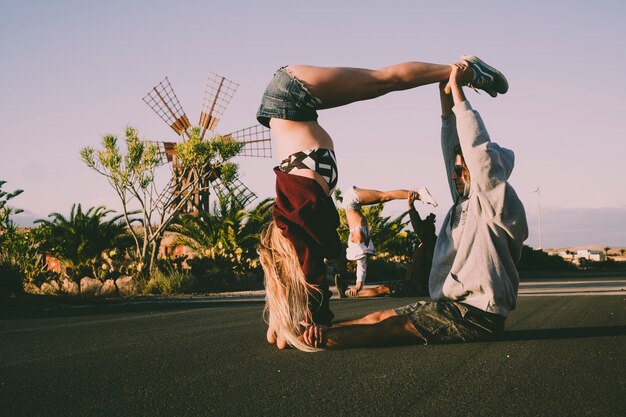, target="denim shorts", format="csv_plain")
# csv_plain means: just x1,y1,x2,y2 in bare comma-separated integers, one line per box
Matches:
394,300,505,345
256,66,322,128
